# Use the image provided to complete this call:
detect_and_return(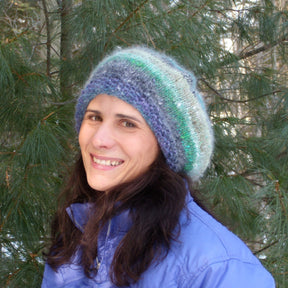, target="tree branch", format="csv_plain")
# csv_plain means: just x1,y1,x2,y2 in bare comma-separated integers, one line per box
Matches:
253,240,278,255
238,35,288,60
190,0,210,18
199,78,282,103
104,0,149,51
49,99,76,106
